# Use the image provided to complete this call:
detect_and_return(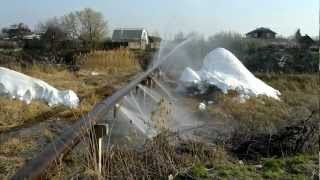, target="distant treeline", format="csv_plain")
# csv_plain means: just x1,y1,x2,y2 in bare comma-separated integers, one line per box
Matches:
0,8,108,51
